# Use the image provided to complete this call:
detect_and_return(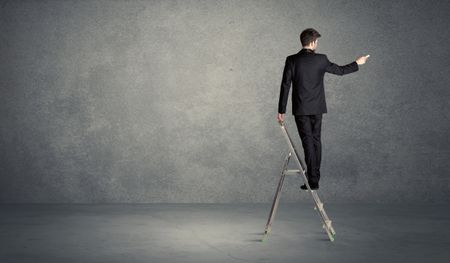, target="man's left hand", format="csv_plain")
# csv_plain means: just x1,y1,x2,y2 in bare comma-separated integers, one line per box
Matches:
277,113,285,123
